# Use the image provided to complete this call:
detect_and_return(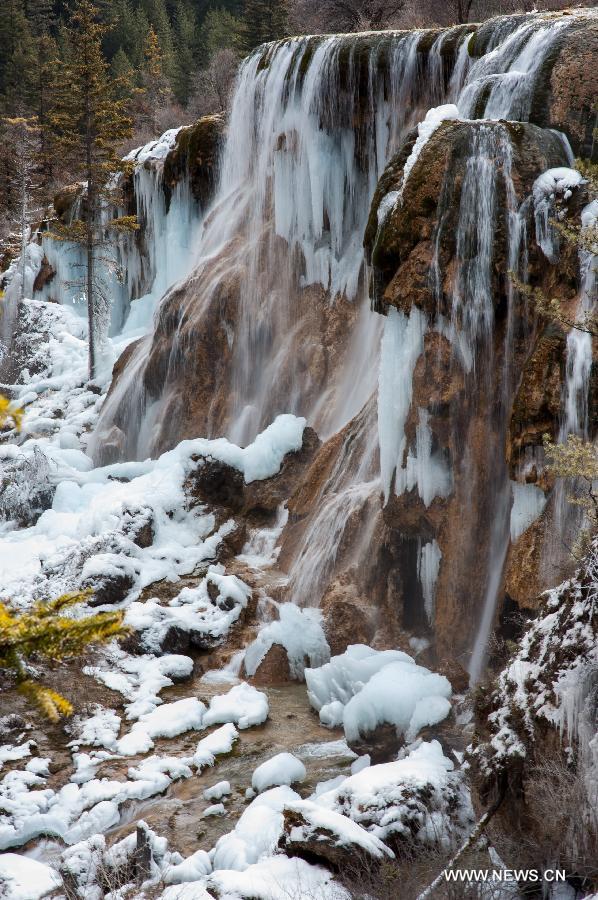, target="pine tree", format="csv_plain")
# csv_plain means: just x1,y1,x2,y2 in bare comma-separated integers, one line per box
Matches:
241,0,287,54
47,0,138,381
0,591,125,721
202,8,243,58
138,25,173,133
172,0,197,105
